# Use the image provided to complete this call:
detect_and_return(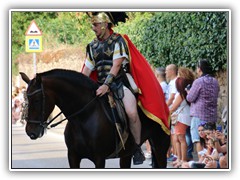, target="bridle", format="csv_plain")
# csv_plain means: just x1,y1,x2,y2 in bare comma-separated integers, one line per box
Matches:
23,83,47,128
23,82,98,129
